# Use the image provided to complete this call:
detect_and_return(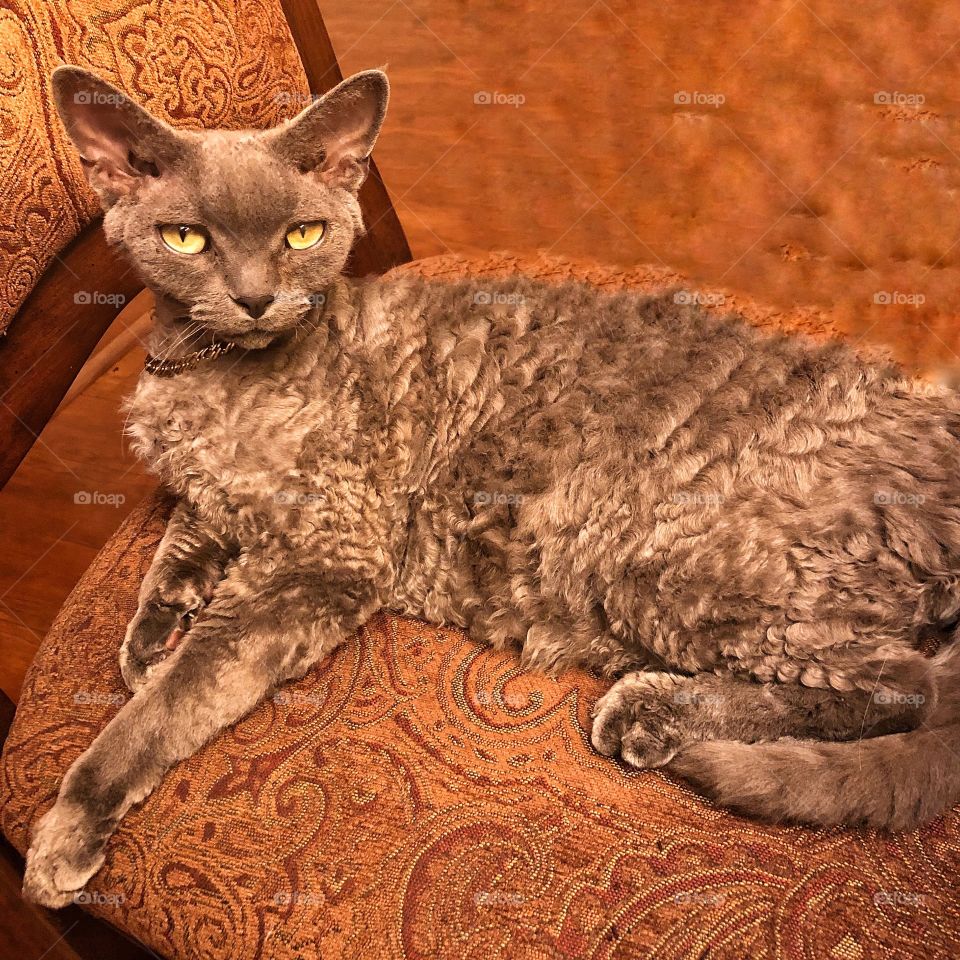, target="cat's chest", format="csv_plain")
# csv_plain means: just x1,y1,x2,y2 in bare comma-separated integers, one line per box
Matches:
128,371,350,530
